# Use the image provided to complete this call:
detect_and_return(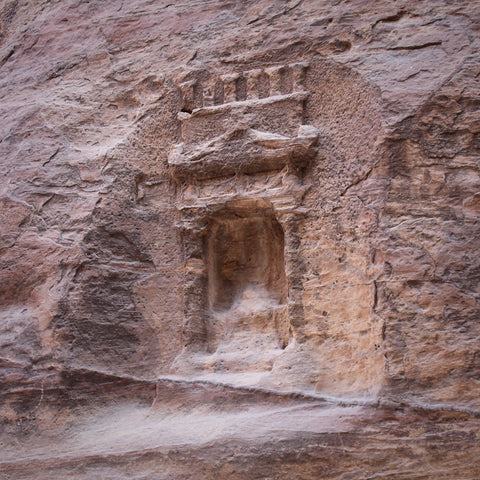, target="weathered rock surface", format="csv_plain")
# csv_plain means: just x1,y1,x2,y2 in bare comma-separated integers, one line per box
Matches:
0,0,479,478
